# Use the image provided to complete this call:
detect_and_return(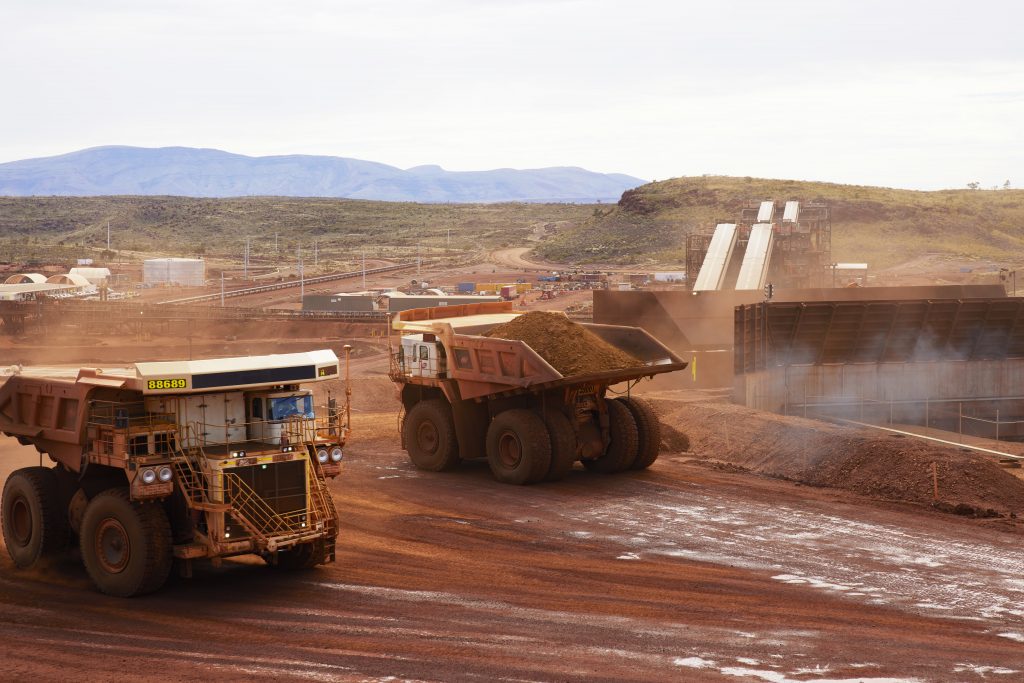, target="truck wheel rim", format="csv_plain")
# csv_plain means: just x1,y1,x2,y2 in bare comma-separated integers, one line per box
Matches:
10,497,32,545
416,422,439,454
96,518,130,573
497,432,523,468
